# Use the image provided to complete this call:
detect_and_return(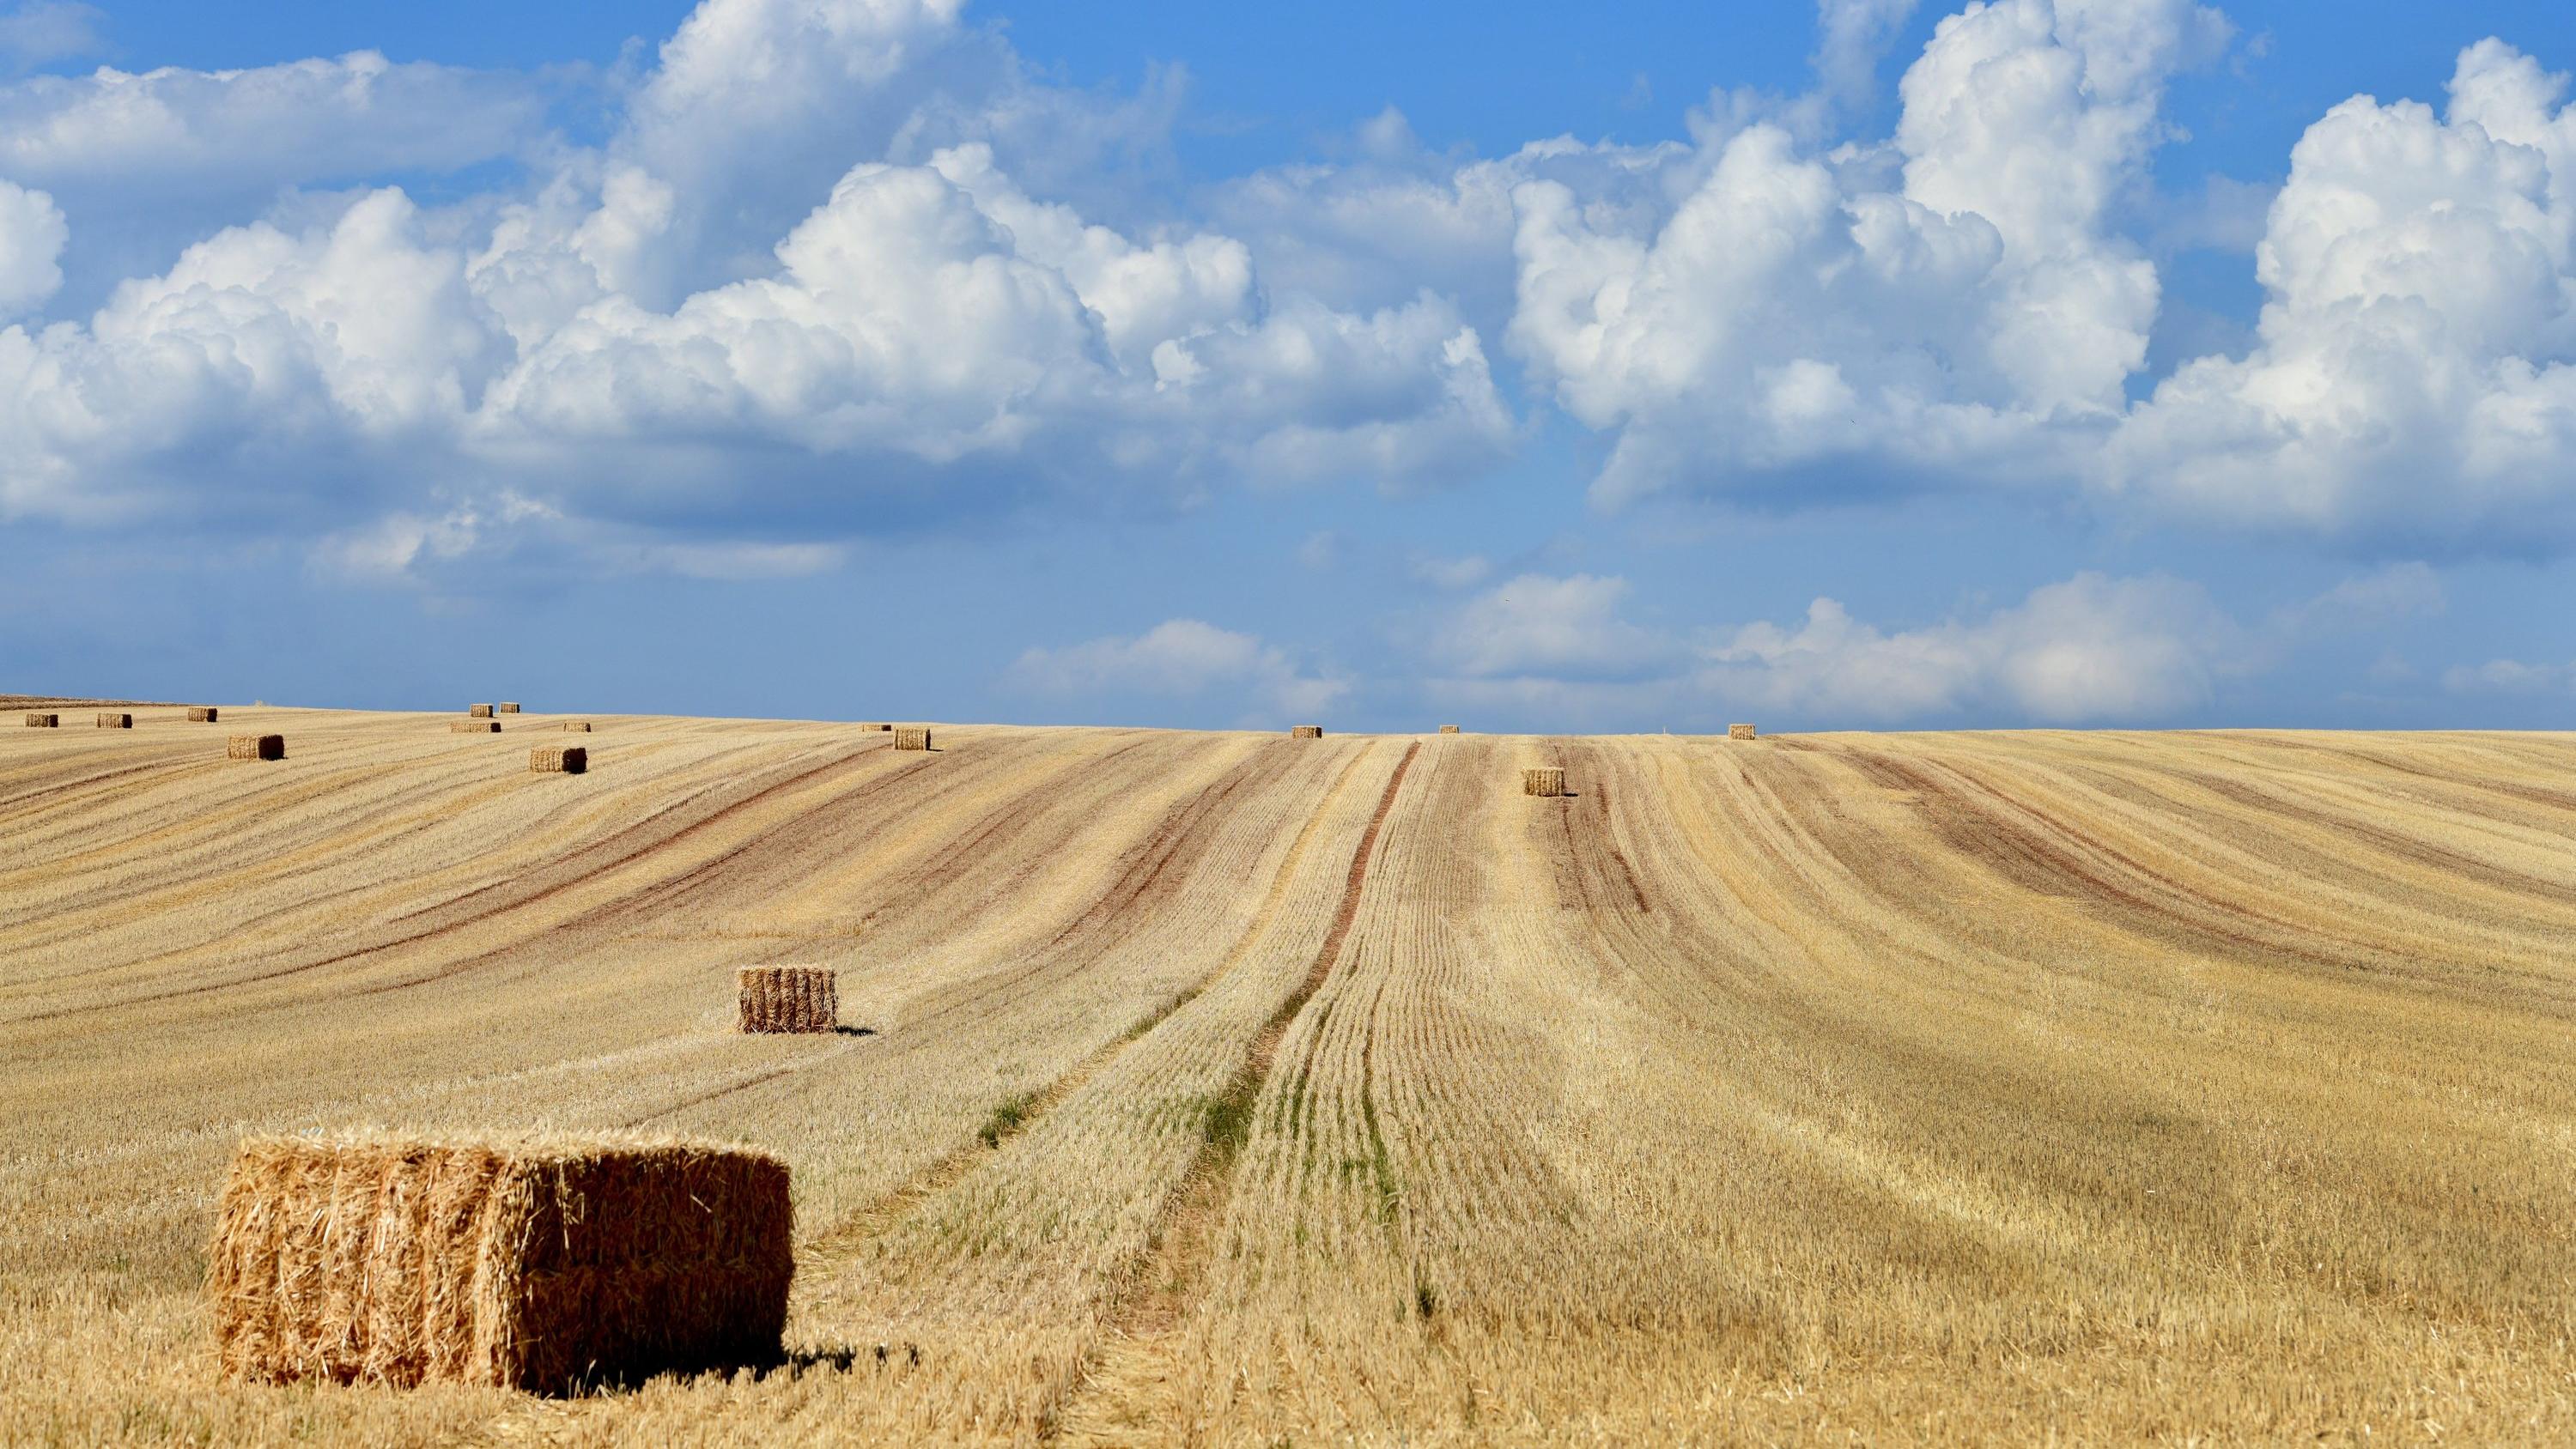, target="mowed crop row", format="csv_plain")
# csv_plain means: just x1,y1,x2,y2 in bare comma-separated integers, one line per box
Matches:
3,713,2574,1442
